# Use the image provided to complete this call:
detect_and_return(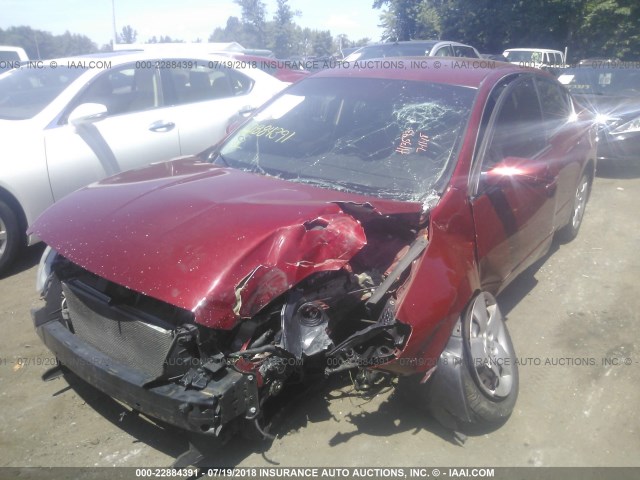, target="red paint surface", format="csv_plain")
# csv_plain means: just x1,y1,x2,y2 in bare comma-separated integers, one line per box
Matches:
30,158,419,329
